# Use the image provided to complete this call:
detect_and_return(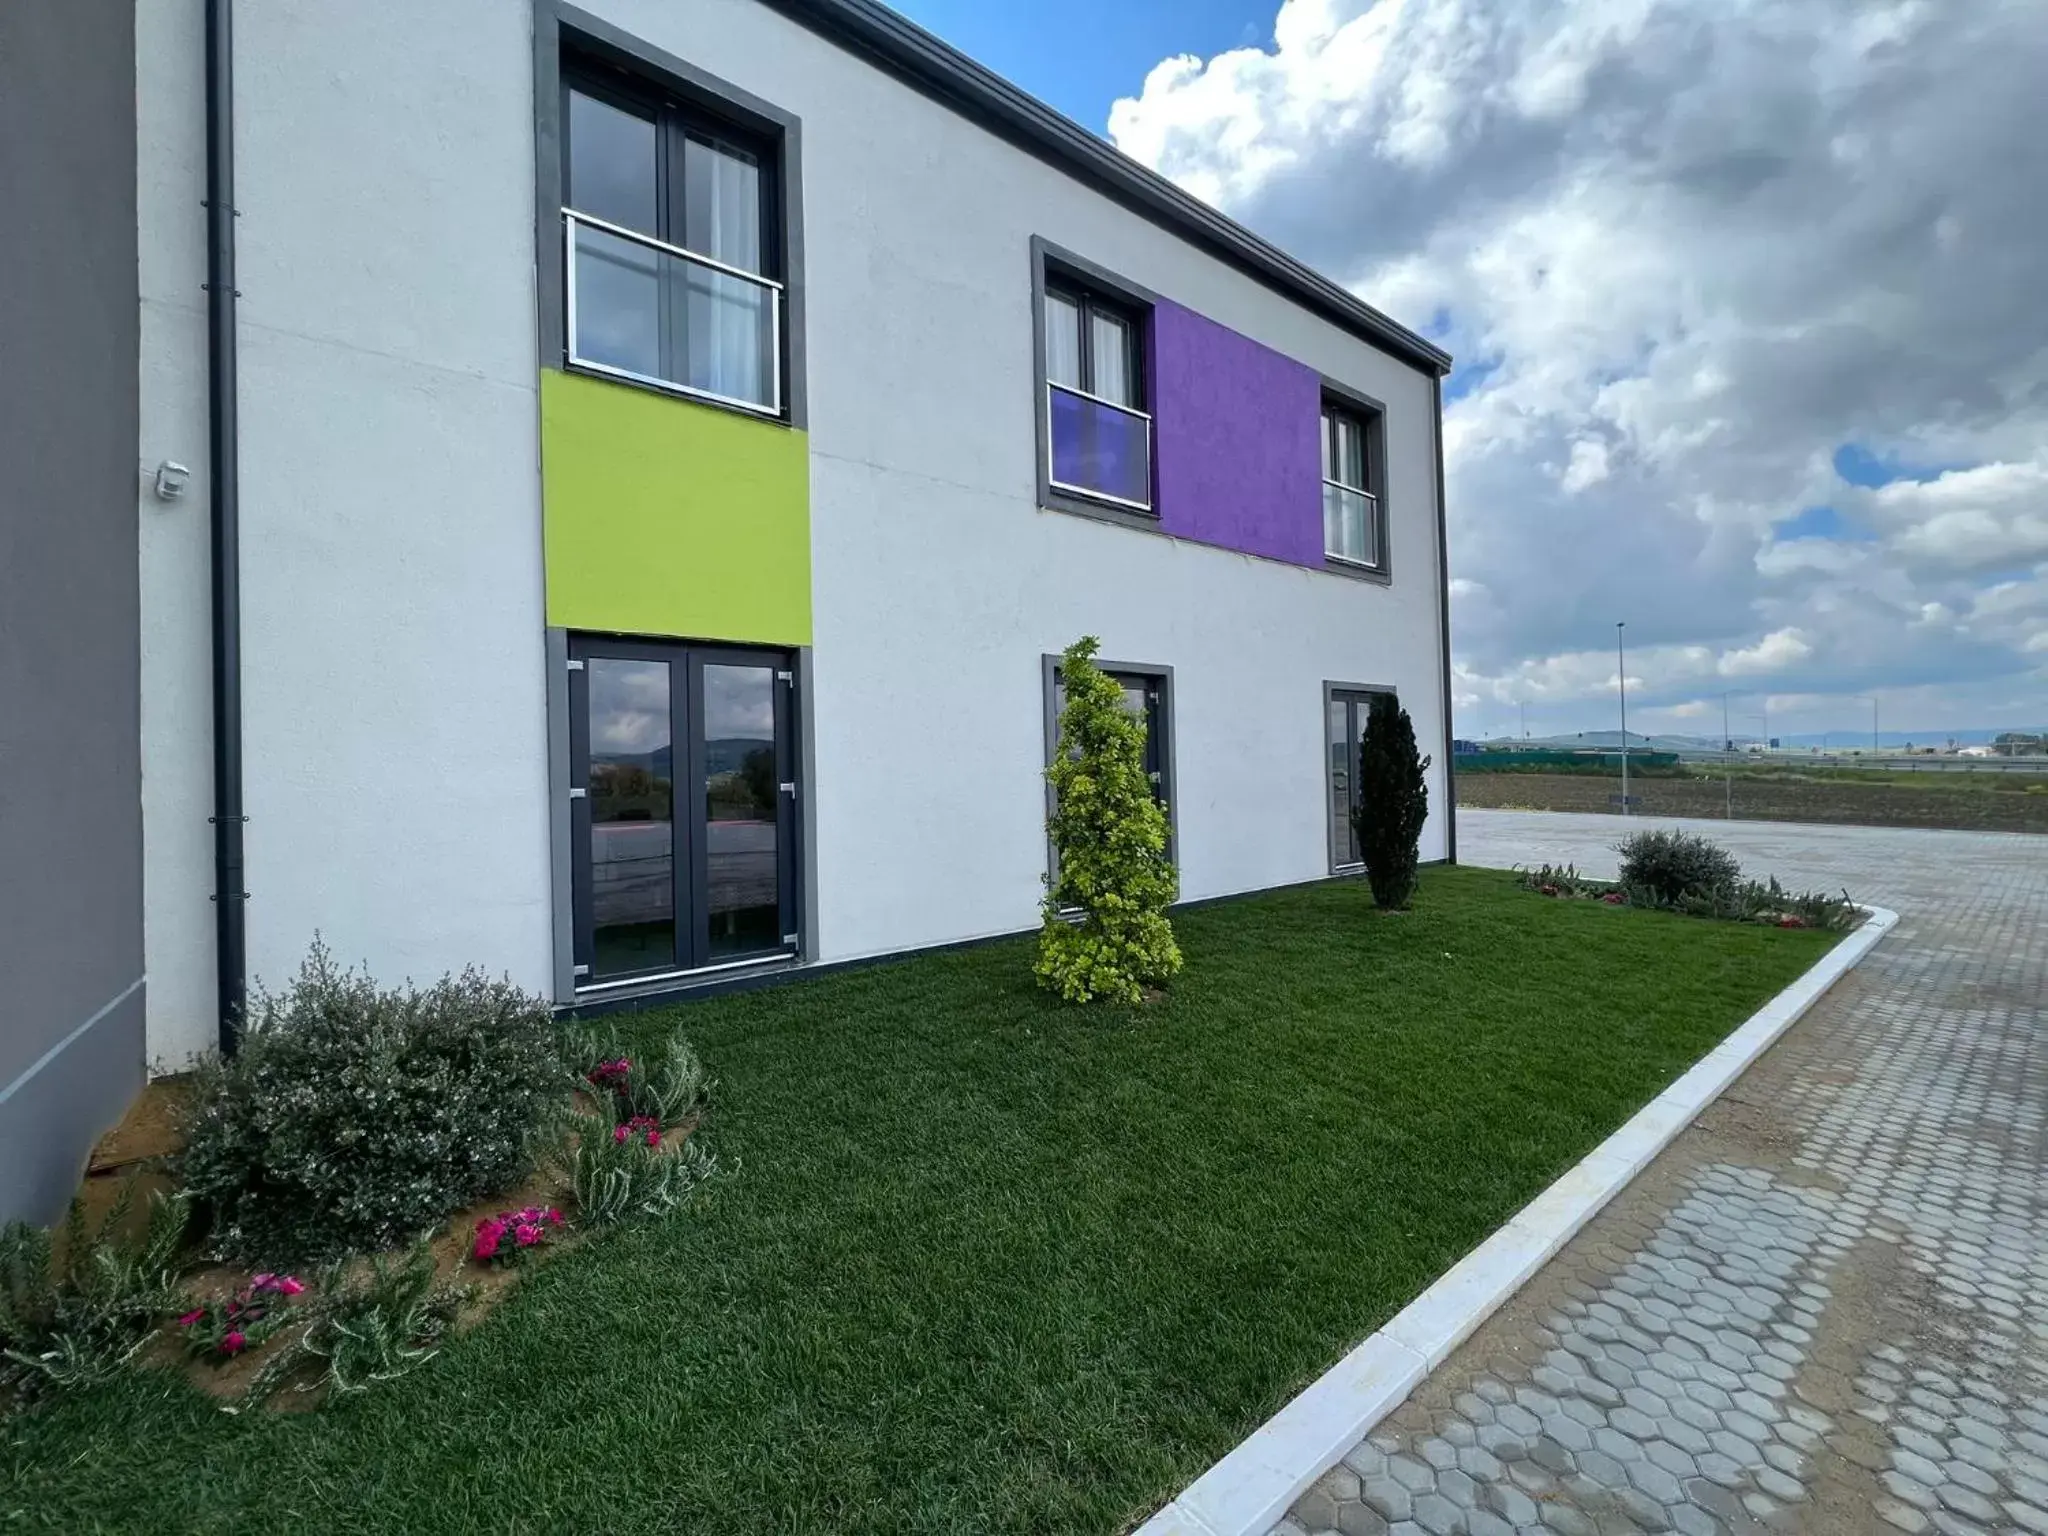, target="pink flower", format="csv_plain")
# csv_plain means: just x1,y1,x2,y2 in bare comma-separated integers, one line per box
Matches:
251,1272,274,1288
221,1330,247,1355
515,1223,543,1247
1601,892,1626,905
645,1128,661,1148
613,1124,629,1144
472,1218,506,1261
544,1207,563,1224
277,1276,306,1296
178,1309,205,1327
